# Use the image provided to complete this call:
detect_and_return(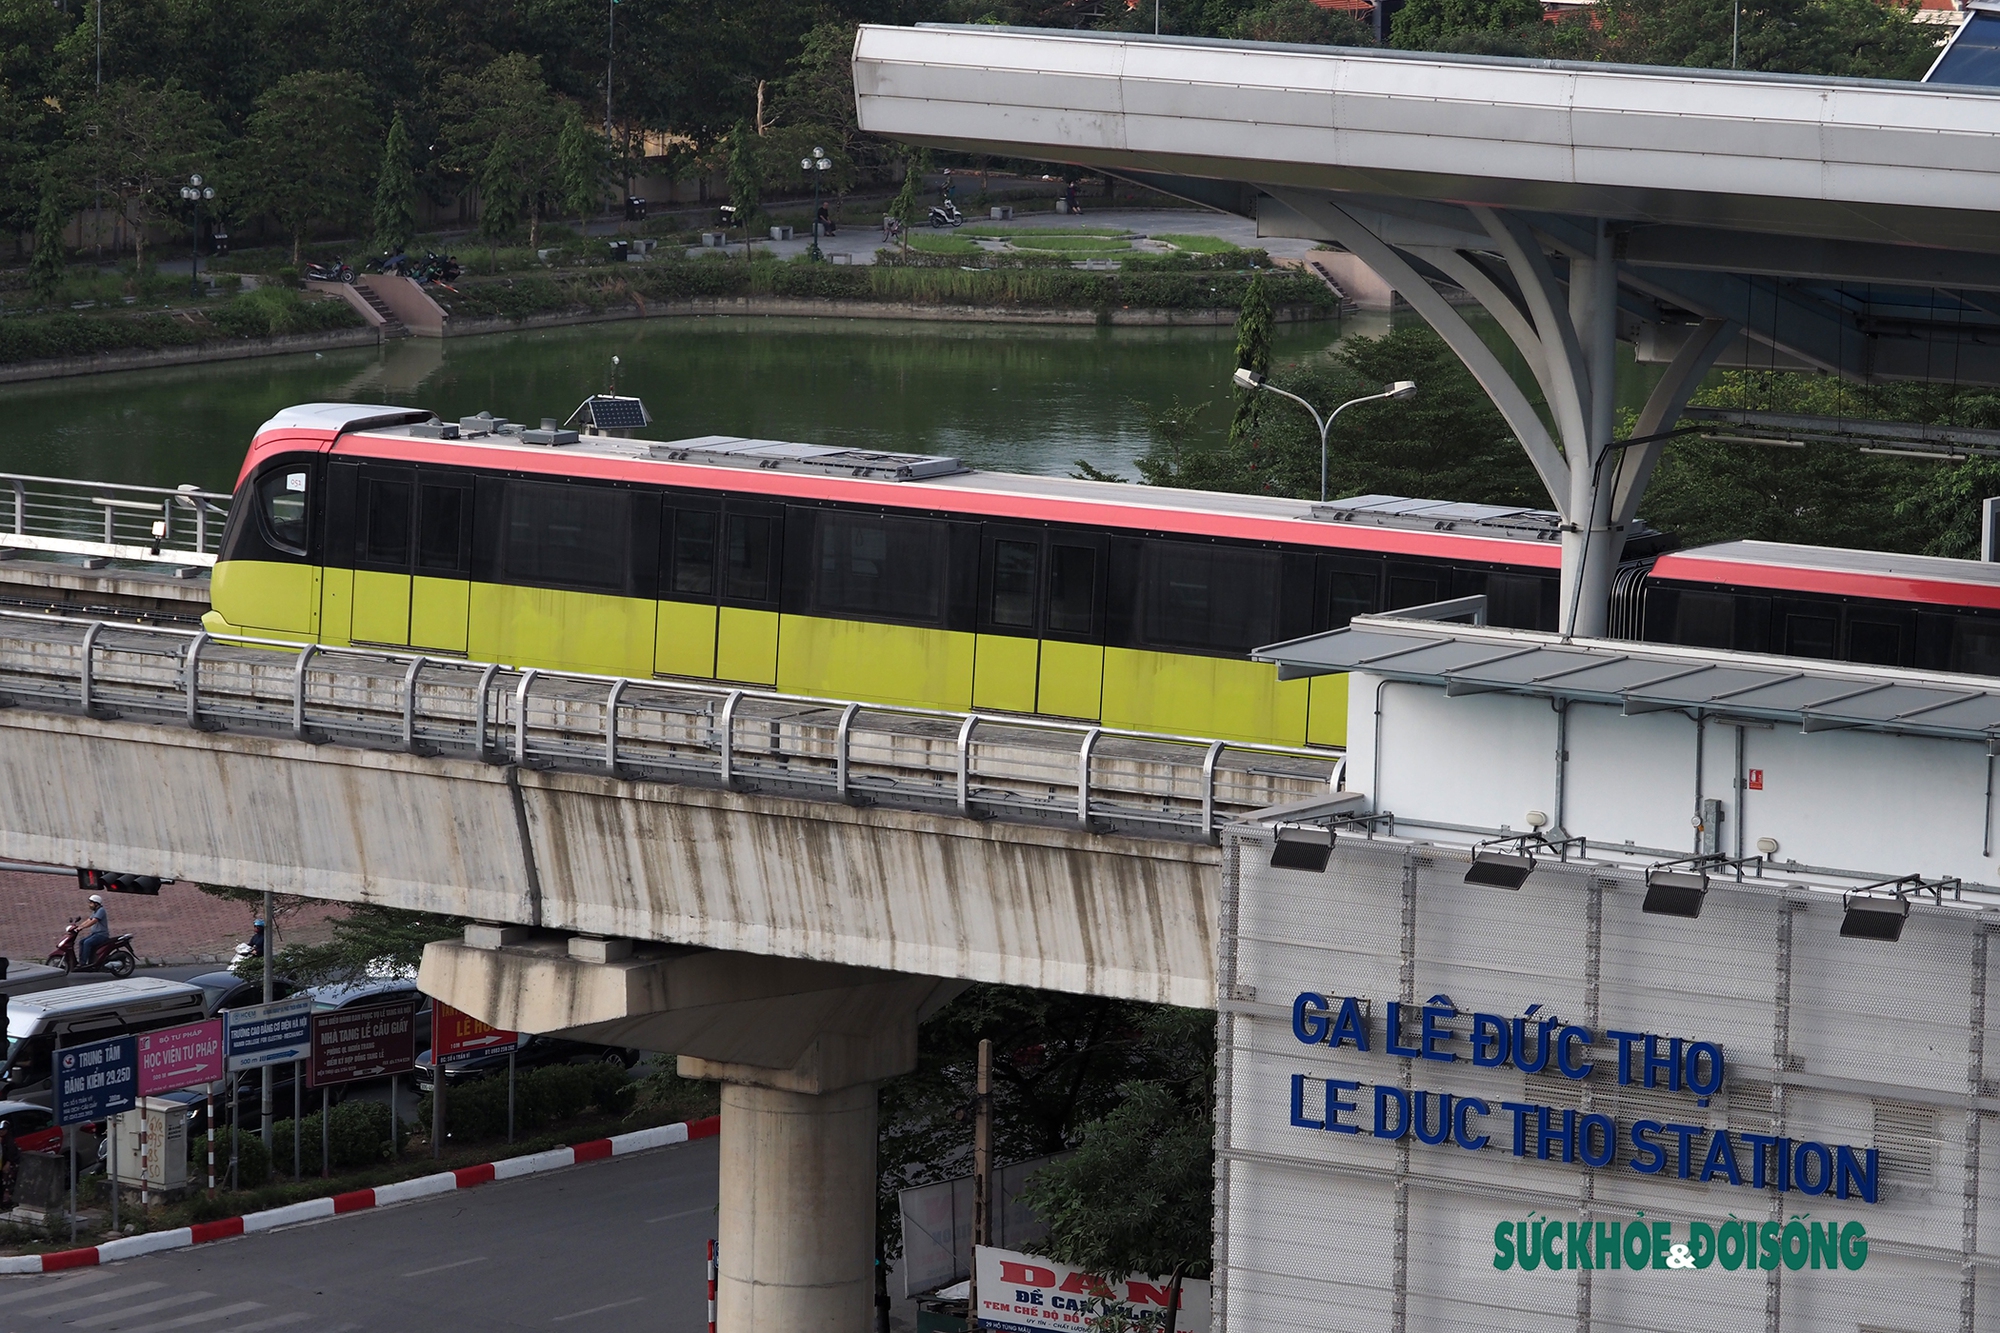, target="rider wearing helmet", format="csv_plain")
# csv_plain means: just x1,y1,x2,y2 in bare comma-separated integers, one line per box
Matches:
78,894,109,967
248,917,266,959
